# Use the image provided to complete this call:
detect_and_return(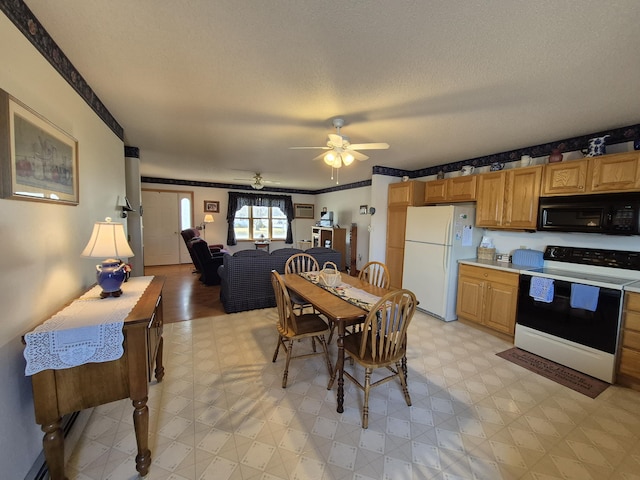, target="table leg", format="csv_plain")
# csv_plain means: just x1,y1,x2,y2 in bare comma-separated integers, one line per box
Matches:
336,321,345,413
155,336,165,382
42,418,68,480
132,396,151,477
